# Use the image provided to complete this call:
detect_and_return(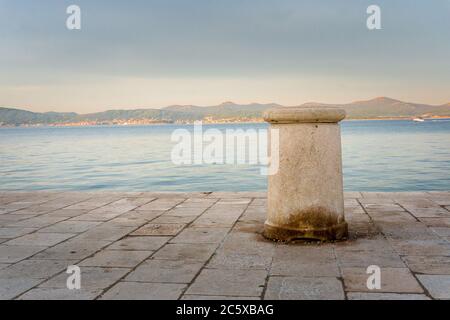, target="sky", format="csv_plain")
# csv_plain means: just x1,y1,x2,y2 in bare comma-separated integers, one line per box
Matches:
0,0,449,113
